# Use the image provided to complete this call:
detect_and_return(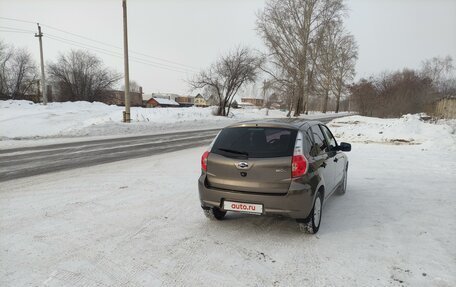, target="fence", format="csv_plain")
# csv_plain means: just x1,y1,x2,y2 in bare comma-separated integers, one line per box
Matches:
432,98,456,119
